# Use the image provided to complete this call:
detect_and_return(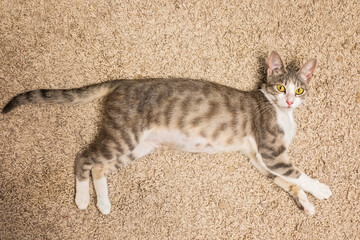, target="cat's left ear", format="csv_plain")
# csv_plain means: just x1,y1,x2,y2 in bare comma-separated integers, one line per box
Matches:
299,59,317,83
